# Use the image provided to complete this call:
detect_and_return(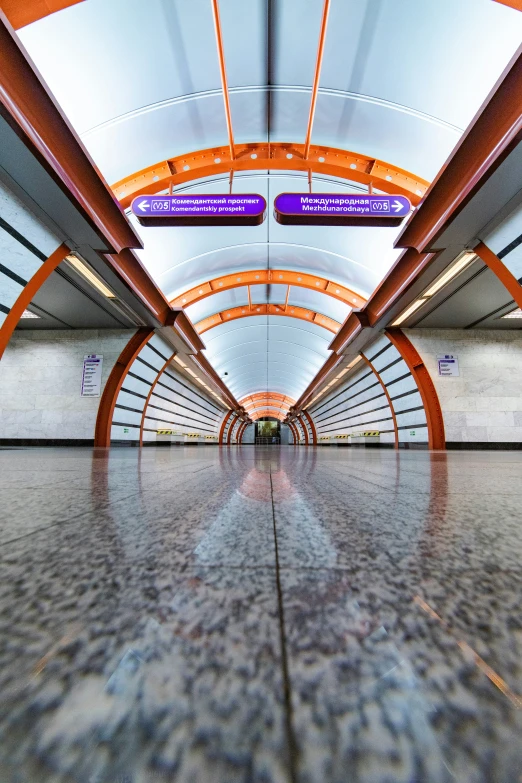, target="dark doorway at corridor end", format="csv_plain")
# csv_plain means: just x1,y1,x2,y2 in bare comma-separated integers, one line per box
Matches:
255,417,281,445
